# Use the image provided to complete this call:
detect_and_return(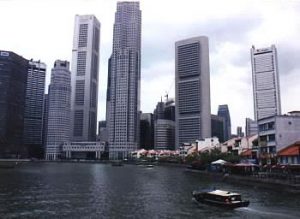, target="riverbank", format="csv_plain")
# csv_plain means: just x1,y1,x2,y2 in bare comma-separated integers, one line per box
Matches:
185,168,300,194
